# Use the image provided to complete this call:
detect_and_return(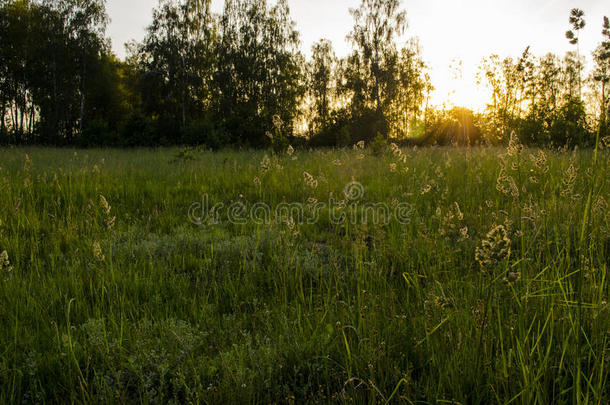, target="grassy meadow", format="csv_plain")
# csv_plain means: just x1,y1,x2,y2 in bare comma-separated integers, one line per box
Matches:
0,142,609,404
